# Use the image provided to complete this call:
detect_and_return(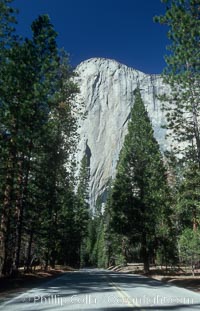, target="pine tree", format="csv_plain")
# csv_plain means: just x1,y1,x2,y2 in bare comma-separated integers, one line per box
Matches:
176,162,200,231
154,0,200,239
0,13,79,275
0,0,17,52
18,38,79,271
154,0,200,164
179,228,200,275
109,88,172,273
0,0,18,276
75,155,90,267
